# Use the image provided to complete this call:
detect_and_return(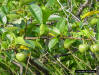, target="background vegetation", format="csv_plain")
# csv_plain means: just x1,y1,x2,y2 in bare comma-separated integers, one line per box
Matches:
0,0,99,75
